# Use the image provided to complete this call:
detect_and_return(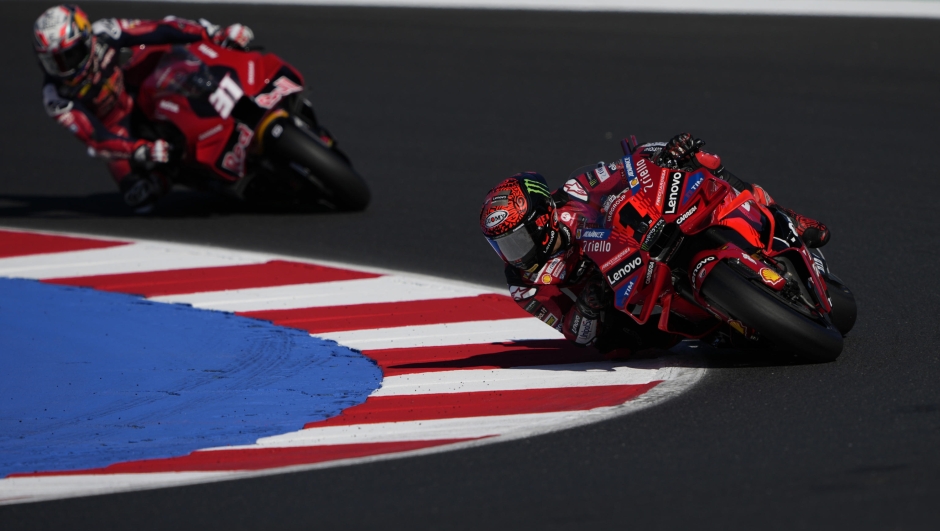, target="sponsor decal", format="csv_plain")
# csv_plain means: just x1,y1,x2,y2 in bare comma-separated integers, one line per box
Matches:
760,268,786,289
509,285,537,301
601,247,636,270
545,315,558,327
541,274,553,284
812,255,826,277
741,253,758,265
676,205,698,225
615,278,637,308
524,299,541,313
158,100,179,114
605,193,628,223
655,169,668,206
545,258,562,275
622,156,639,192
488,193,510,207
595,165,611,183
634,157,655,193
664,171,684,215
577,228,610,241
197,124,224,141
586,171,600,188
255,76,303,110
523,178,551,197
208,74,244,119
644,261,656,285
728,320,747,335
575,316,597,345
581,241,611,253
641,219,666,251
197,43,219,59
563,179,589,202
484,210,508,228
605,252,643,287
683,171,705,205
221,123,253,177
691,256,716,288
560,212,573,223
101,48,116,69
